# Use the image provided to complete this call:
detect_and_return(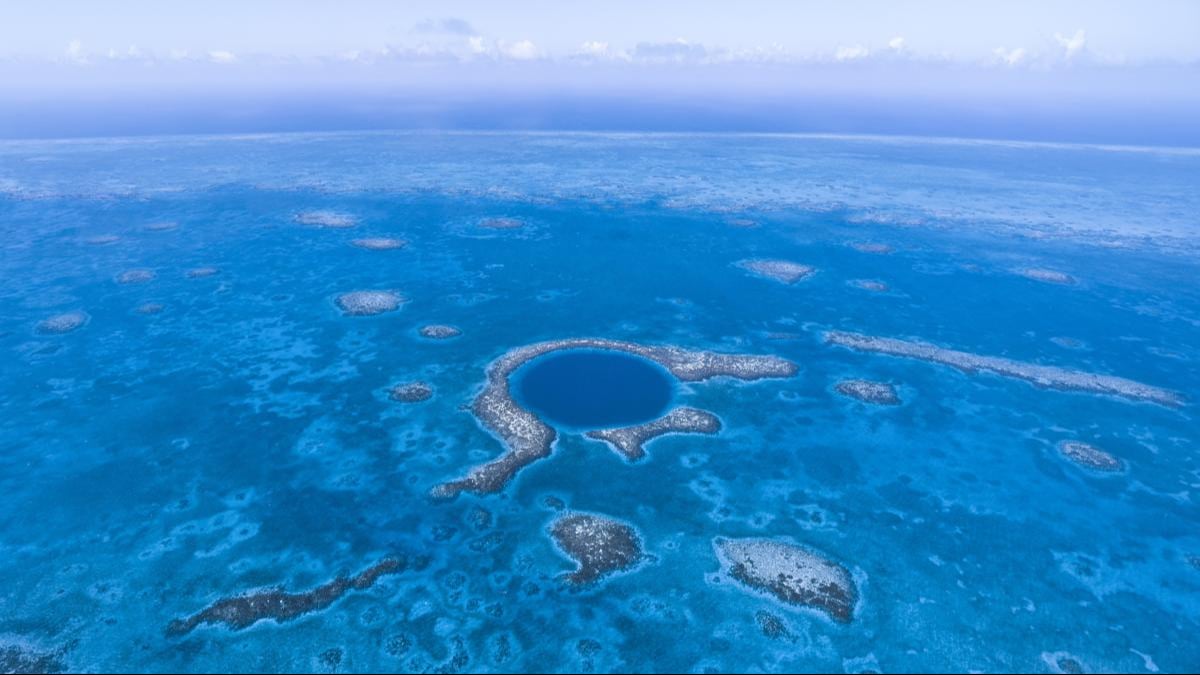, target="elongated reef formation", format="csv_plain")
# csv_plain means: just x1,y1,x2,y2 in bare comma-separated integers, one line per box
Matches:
825,331,1182,407
550,513,643,585
586,406,721,461
432,338,796,498
167,557,408,636
715,537,857,623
